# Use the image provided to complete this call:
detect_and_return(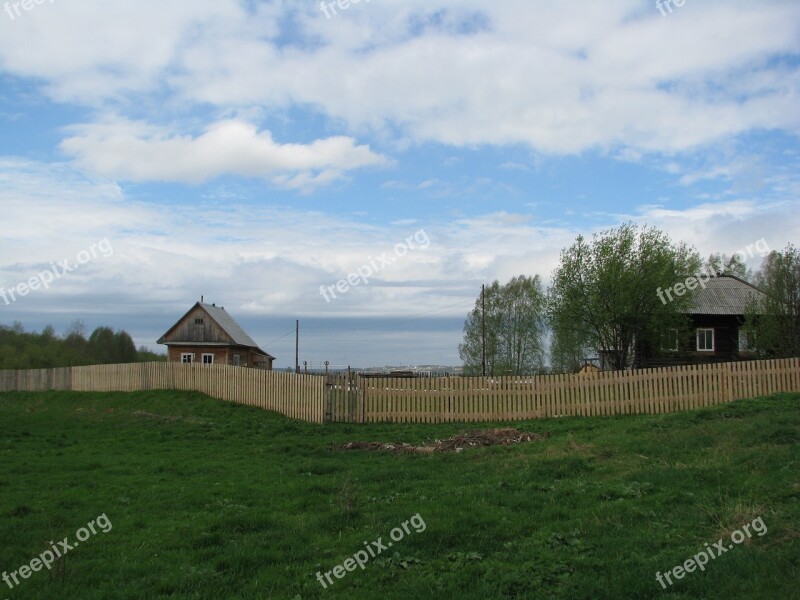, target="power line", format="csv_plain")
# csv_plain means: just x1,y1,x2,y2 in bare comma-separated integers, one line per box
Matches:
265,328,296,345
